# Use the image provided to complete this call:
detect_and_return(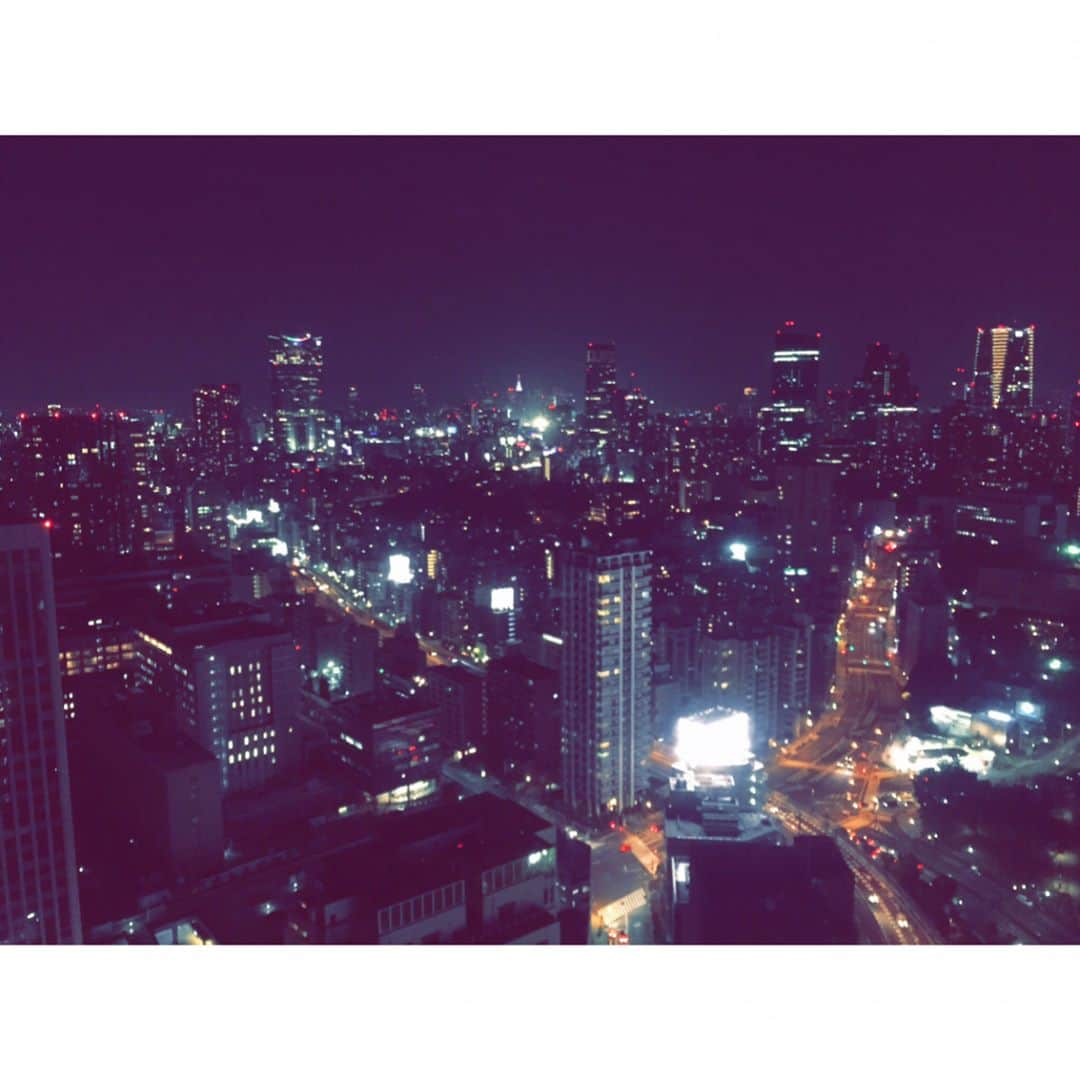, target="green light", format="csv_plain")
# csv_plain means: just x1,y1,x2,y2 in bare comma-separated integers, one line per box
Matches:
1049,658,1063,672
1063,544,1080,558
